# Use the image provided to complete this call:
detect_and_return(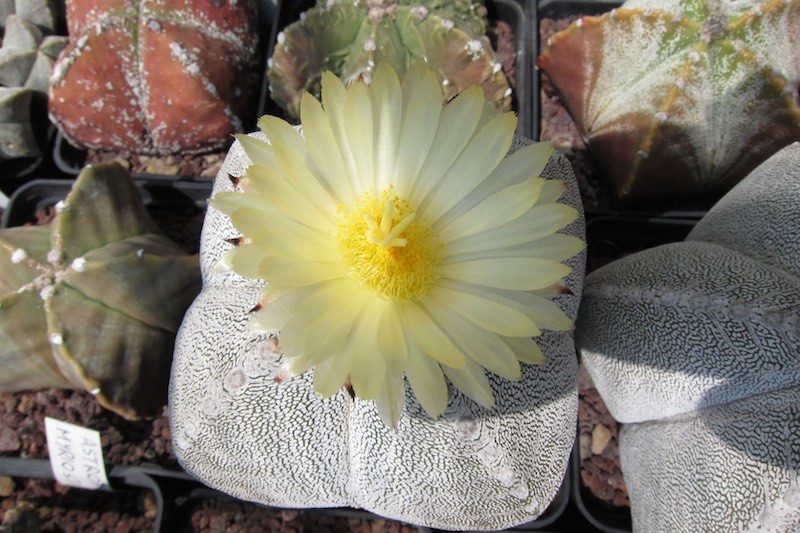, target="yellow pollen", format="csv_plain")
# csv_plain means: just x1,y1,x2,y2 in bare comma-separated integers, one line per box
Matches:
338,189,441,302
